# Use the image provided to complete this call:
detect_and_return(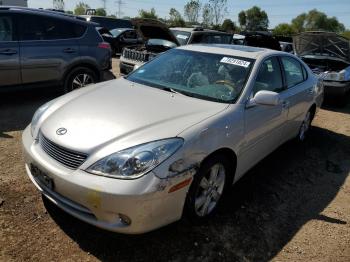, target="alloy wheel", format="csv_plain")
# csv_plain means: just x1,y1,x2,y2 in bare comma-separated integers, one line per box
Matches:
194,163,226,217
299,111,311,141
71,73,94,90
